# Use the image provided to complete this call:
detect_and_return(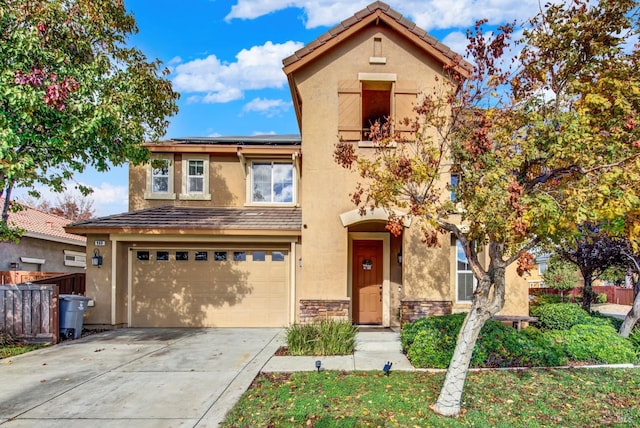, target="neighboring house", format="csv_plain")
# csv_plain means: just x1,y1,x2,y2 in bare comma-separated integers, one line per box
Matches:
0,198,87,284
66,1,529,329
